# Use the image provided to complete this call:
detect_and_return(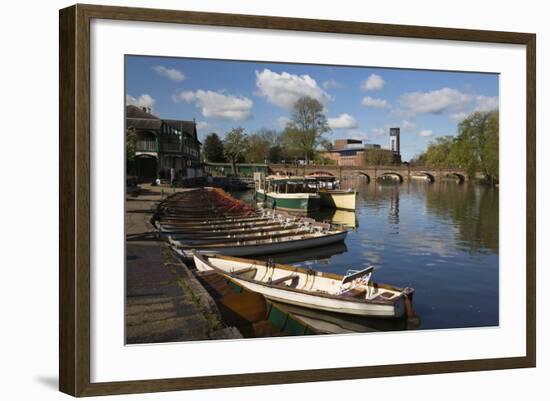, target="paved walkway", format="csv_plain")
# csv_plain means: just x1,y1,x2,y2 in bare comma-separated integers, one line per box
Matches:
125,184,241,344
